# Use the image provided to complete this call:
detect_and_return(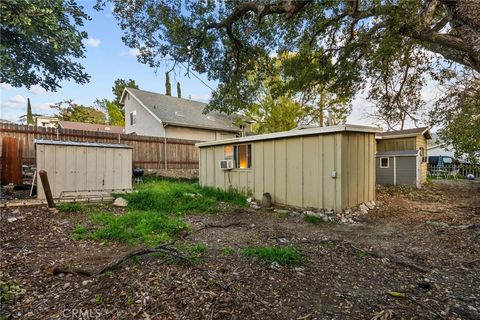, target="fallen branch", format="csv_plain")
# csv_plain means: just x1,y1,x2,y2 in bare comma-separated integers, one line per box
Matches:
49,241,189,276
49,242,231,291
